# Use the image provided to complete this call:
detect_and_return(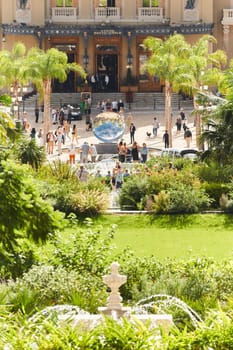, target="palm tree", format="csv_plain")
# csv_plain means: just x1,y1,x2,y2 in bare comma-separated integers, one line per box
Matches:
25,47,86,144
200,60,233,165
0,42,28,119
187,35,227,149
143,34,194,147
143,34,226,149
